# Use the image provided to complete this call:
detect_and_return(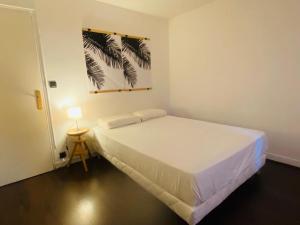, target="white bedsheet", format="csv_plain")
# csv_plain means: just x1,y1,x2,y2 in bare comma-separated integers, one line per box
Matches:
93,116,267,208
